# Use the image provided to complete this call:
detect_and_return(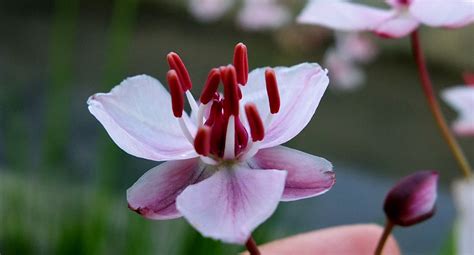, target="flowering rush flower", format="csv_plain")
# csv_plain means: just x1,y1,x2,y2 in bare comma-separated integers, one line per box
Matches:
324,32,378,90
441,73,474,136
87,43,335,244
237,0,290,31
453,178,474,255
384,170,438,226
297,0,474,38
188,0,234,22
